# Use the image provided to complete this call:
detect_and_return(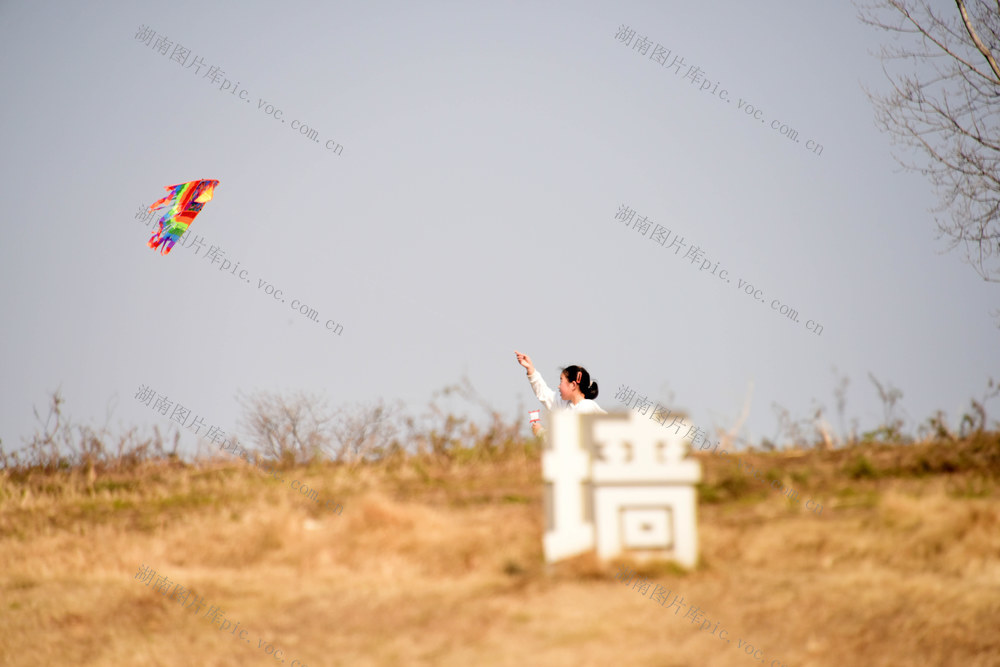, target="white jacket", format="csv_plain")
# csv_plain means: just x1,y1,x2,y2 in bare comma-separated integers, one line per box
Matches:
527,371,606,414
